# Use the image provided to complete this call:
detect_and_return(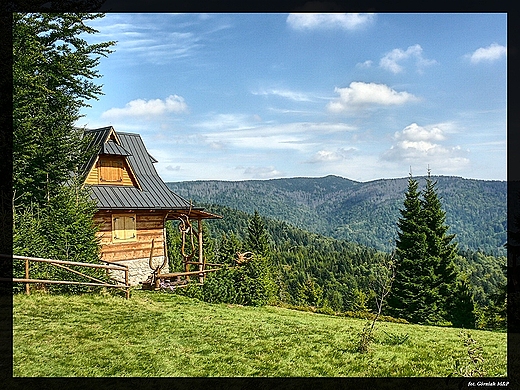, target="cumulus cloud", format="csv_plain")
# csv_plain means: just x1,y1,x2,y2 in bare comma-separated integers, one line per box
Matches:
468,43,507,63
327,82,419,113
379,44,437,74
102,95,188,119
286,13,375,31
382,123,469,170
